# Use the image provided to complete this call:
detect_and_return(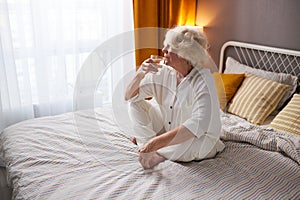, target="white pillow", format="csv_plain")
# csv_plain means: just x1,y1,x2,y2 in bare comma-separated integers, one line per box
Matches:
225,57,298,109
